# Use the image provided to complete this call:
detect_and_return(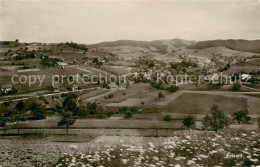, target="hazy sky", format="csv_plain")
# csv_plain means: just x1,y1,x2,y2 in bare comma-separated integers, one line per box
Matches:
0,0,259,44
